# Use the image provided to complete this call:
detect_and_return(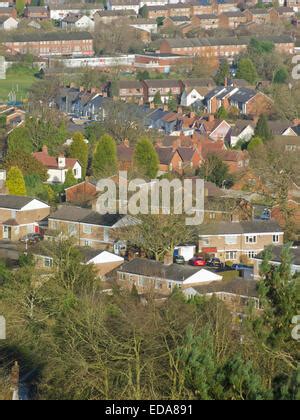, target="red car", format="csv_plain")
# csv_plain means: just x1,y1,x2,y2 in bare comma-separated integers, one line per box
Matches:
189,257,206,267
